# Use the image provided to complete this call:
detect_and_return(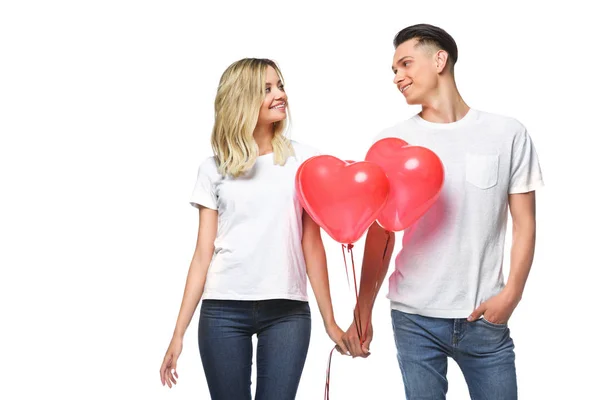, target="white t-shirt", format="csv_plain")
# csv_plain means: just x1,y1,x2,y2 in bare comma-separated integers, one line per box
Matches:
189,140,320,301
374,109,544,318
